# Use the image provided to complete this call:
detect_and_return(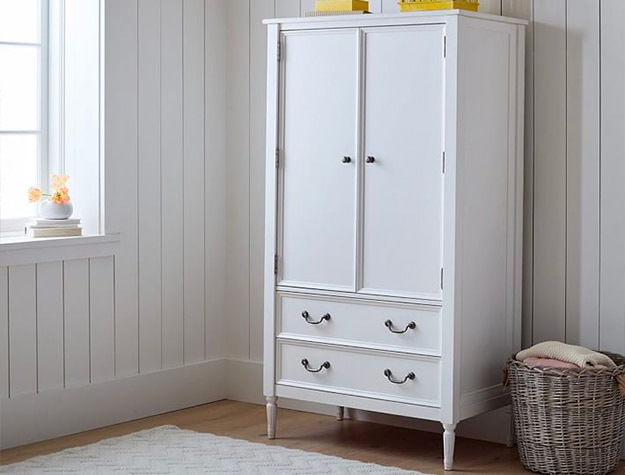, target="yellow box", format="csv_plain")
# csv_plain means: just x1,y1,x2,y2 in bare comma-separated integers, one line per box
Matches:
398,0,478,12
315,0,369,12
